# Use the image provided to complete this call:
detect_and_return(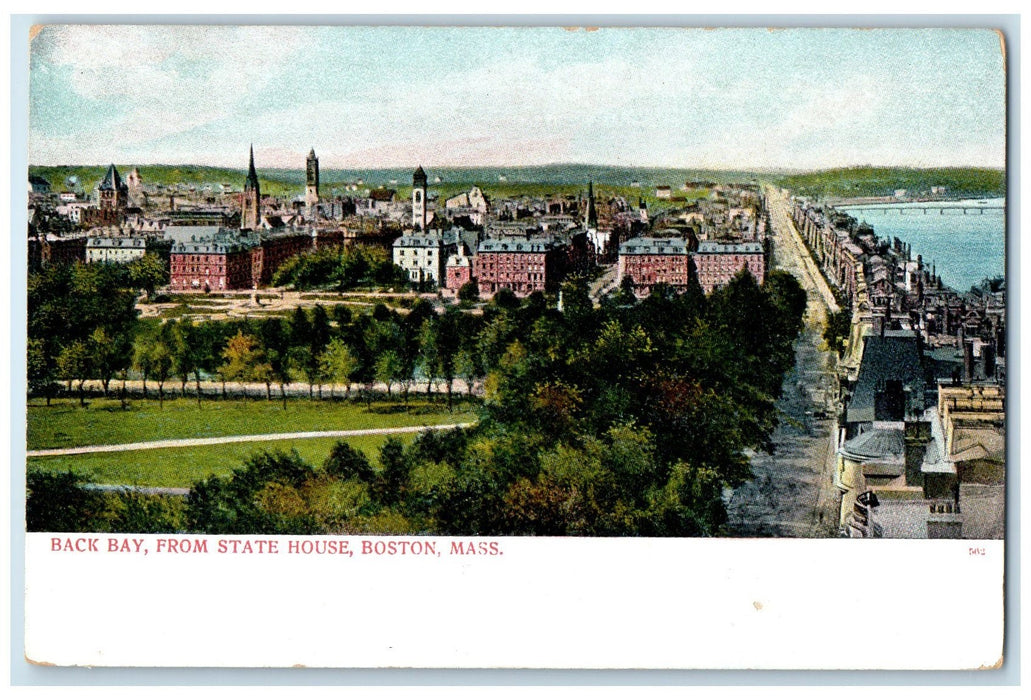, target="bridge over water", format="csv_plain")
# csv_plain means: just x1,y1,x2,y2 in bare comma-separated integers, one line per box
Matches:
835,203,1004,215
